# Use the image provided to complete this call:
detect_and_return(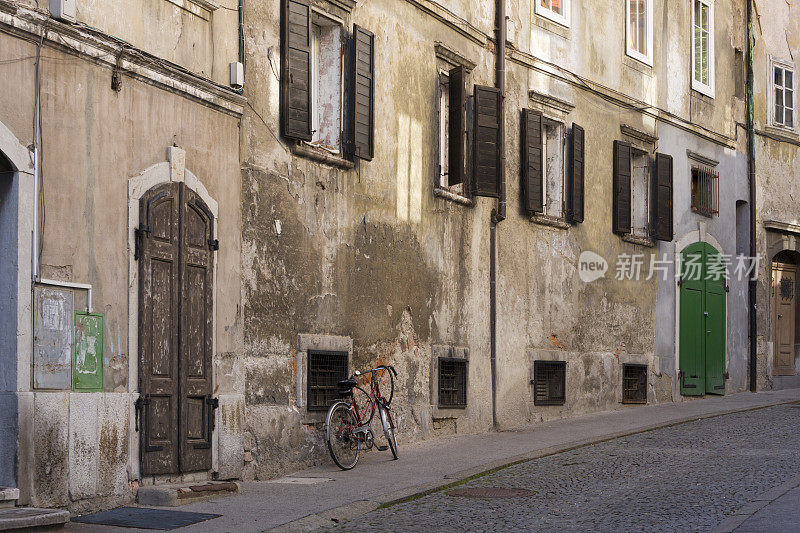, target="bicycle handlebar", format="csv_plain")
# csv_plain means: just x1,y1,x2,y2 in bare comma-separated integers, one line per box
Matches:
351,365,397,379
